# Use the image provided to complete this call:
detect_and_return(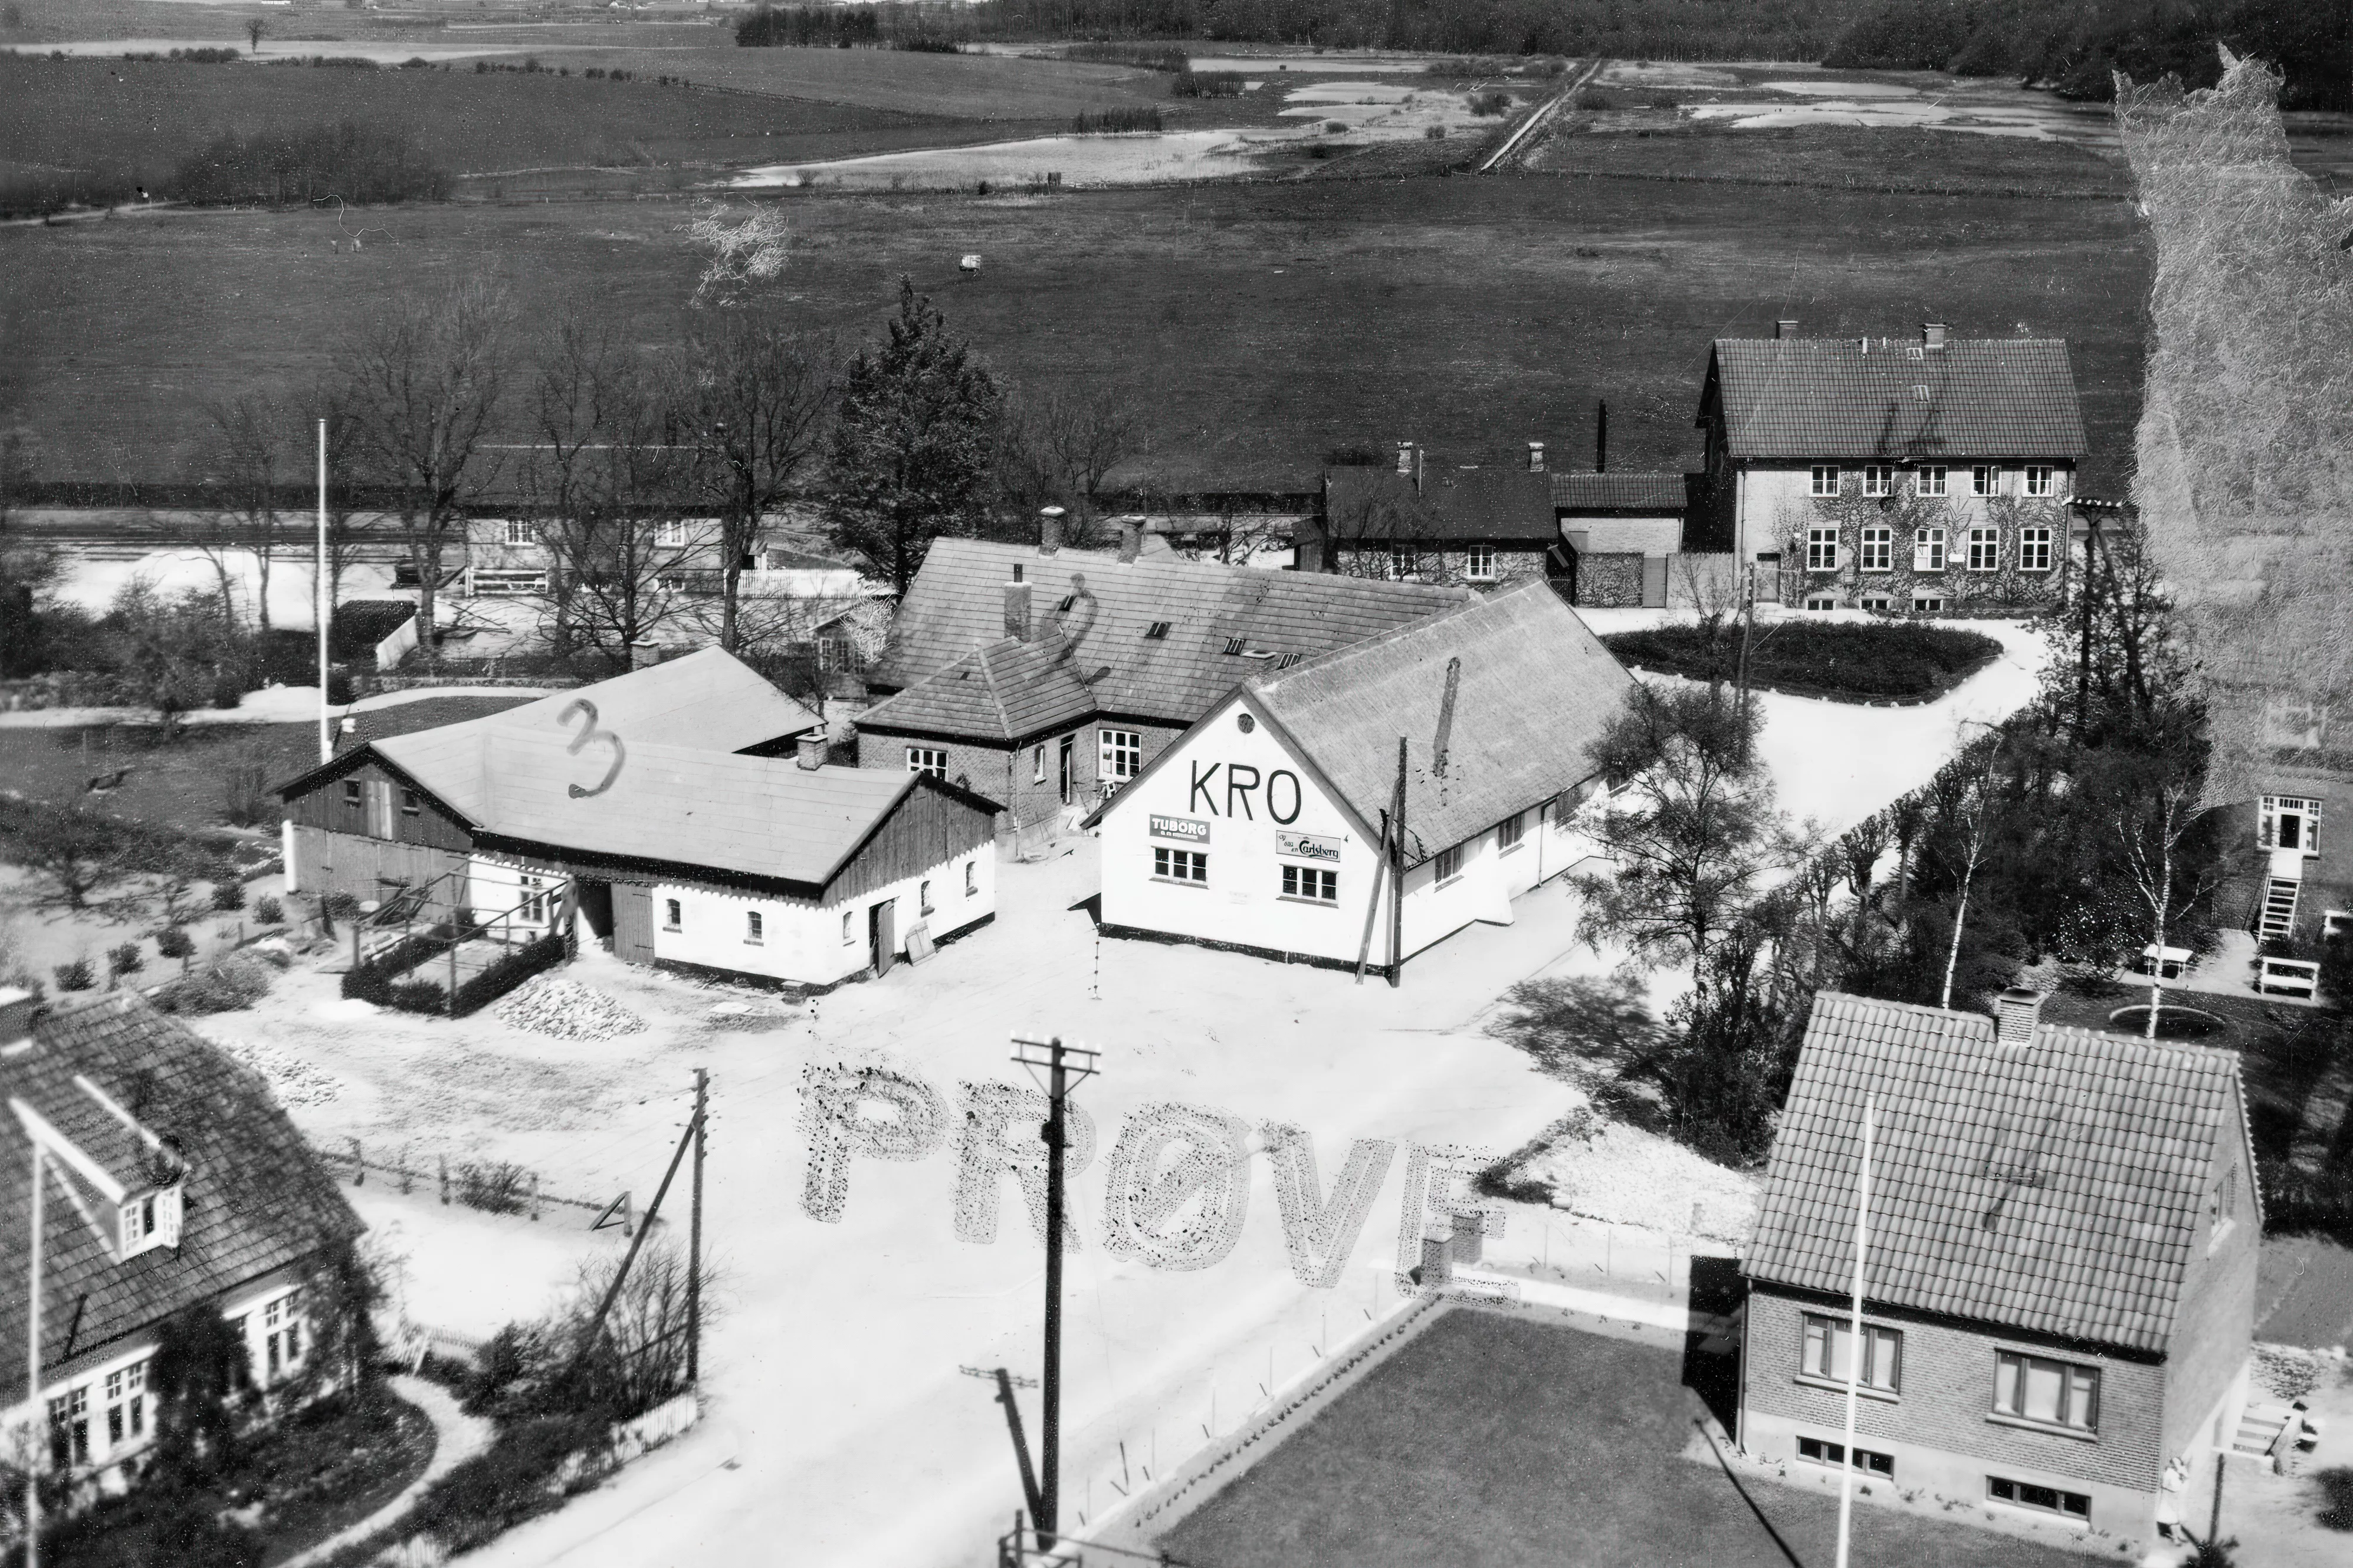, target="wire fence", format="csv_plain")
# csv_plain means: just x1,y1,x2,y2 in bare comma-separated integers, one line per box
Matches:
308,1135,652,1235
